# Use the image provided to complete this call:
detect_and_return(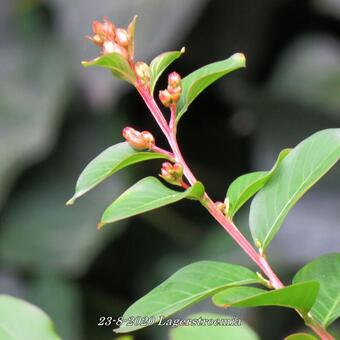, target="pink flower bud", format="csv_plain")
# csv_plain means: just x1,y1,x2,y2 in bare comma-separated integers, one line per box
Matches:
159,162,183,186
172,163,183,177
103,41,128,59
168,86,181,103
115,28,129,47
135,62,151,87
92,18,115,41
159,89,172,108
122,127,155,150
168,72,181,89
140,131,155,149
